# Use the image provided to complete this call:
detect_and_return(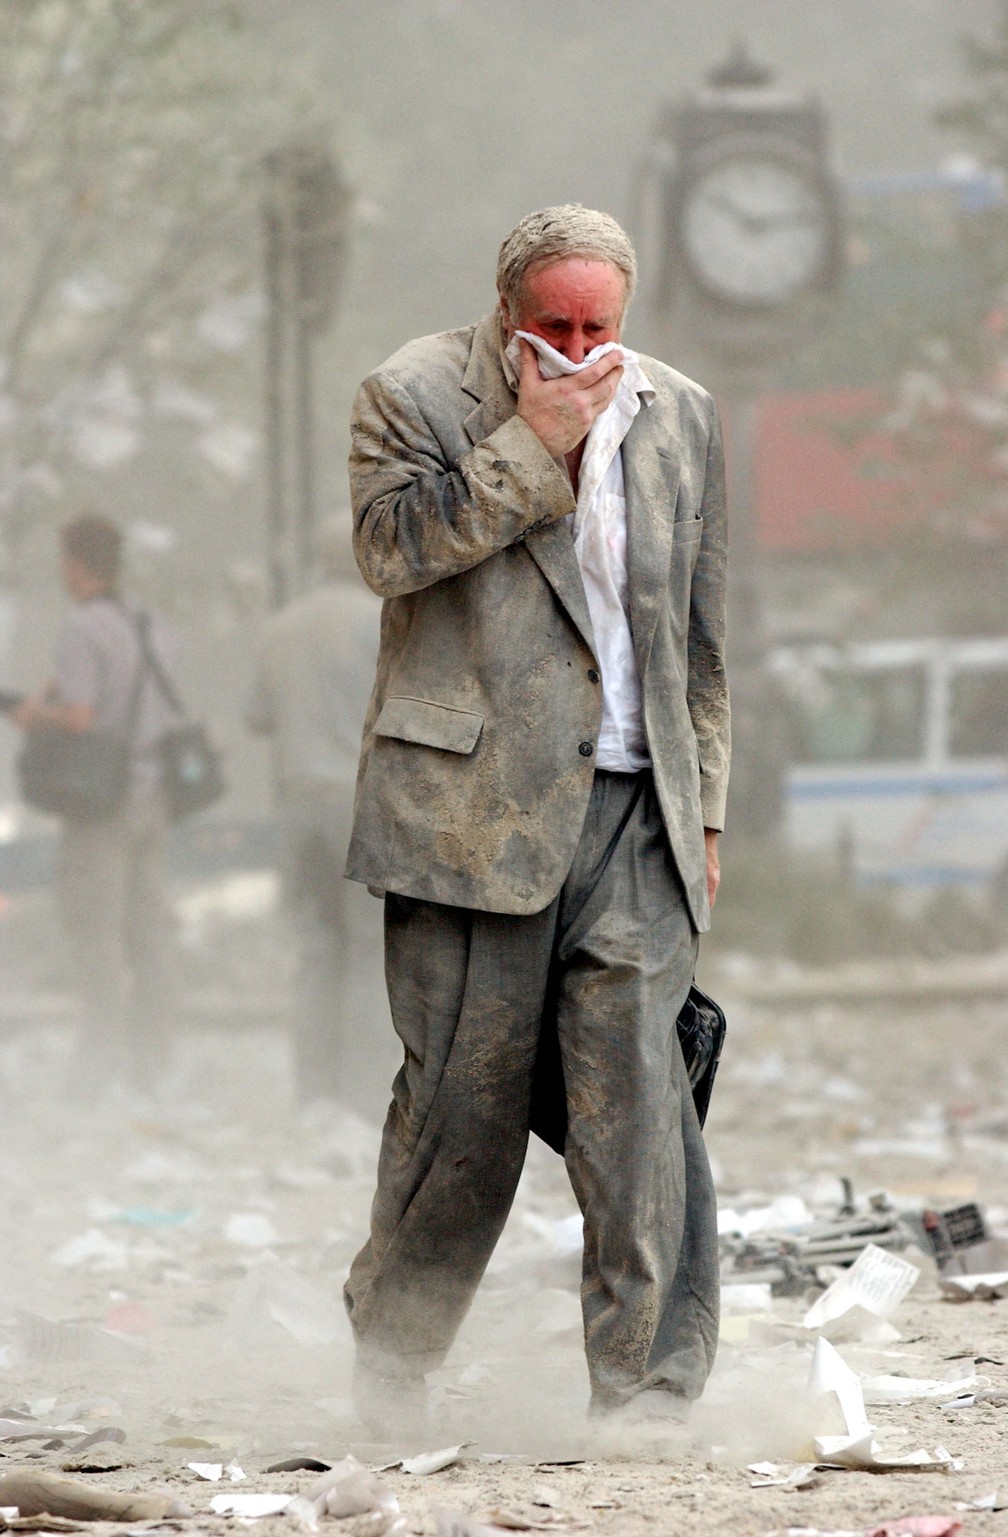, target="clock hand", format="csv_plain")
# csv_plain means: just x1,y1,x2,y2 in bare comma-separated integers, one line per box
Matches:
745,207,821,234
704,189,756,229
703,190,820,236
